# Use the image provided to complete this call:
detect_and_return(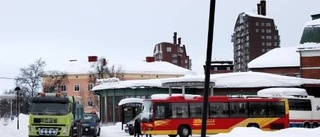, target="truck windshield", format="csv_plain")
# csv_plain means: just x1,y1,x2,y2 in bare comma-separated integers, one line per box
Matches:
141,100,153,122
30,102,69,115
